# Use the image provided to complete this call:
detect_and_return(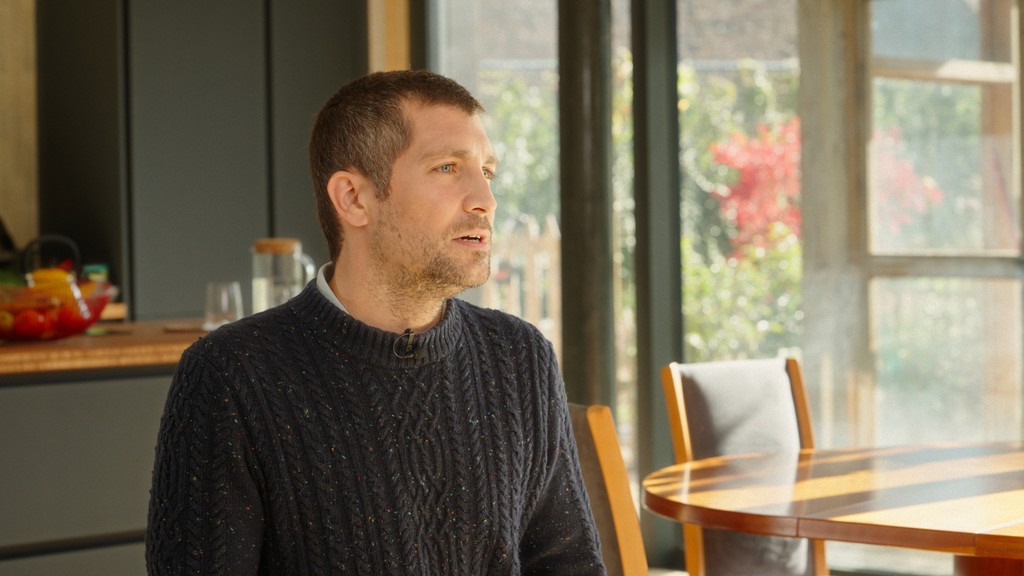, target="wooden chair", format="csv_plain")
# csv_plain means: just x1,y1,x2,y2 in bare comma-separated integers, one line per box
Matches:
660,358,828,576
570,403,688,576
